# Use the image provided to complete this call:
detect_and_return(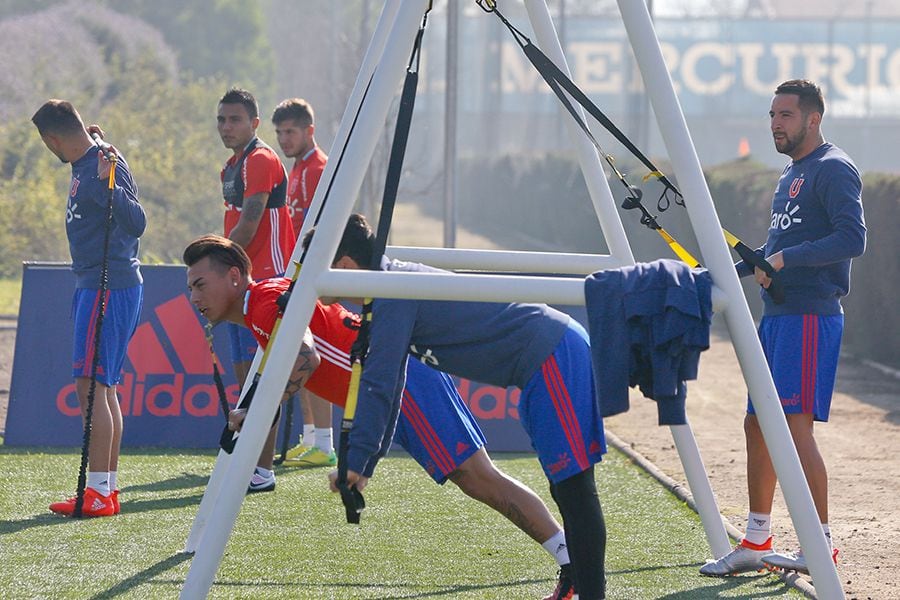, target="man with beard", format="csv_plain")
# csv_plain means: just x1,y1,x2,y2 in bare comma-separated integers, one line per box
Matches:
700,79,866,577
